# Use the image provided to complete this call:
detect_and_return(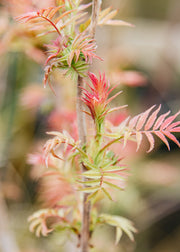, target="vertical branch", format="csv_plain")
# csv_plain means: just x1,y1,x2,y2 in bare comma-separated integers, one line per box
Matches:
77,75,87,145
90,0,101,38
76,1,102,252
81,190,91,252
77,67,91,252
